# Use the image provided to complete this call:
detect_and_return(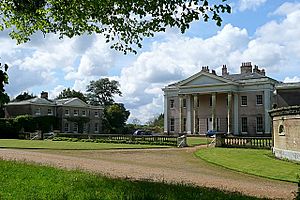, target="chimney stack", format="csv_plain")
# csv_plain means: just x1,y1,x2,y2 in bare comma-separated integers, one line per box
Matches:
41,91,48,99
253,65,266,76
201,66,209,73
211,70,217,75
222,65,229,76
240,62,252,74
